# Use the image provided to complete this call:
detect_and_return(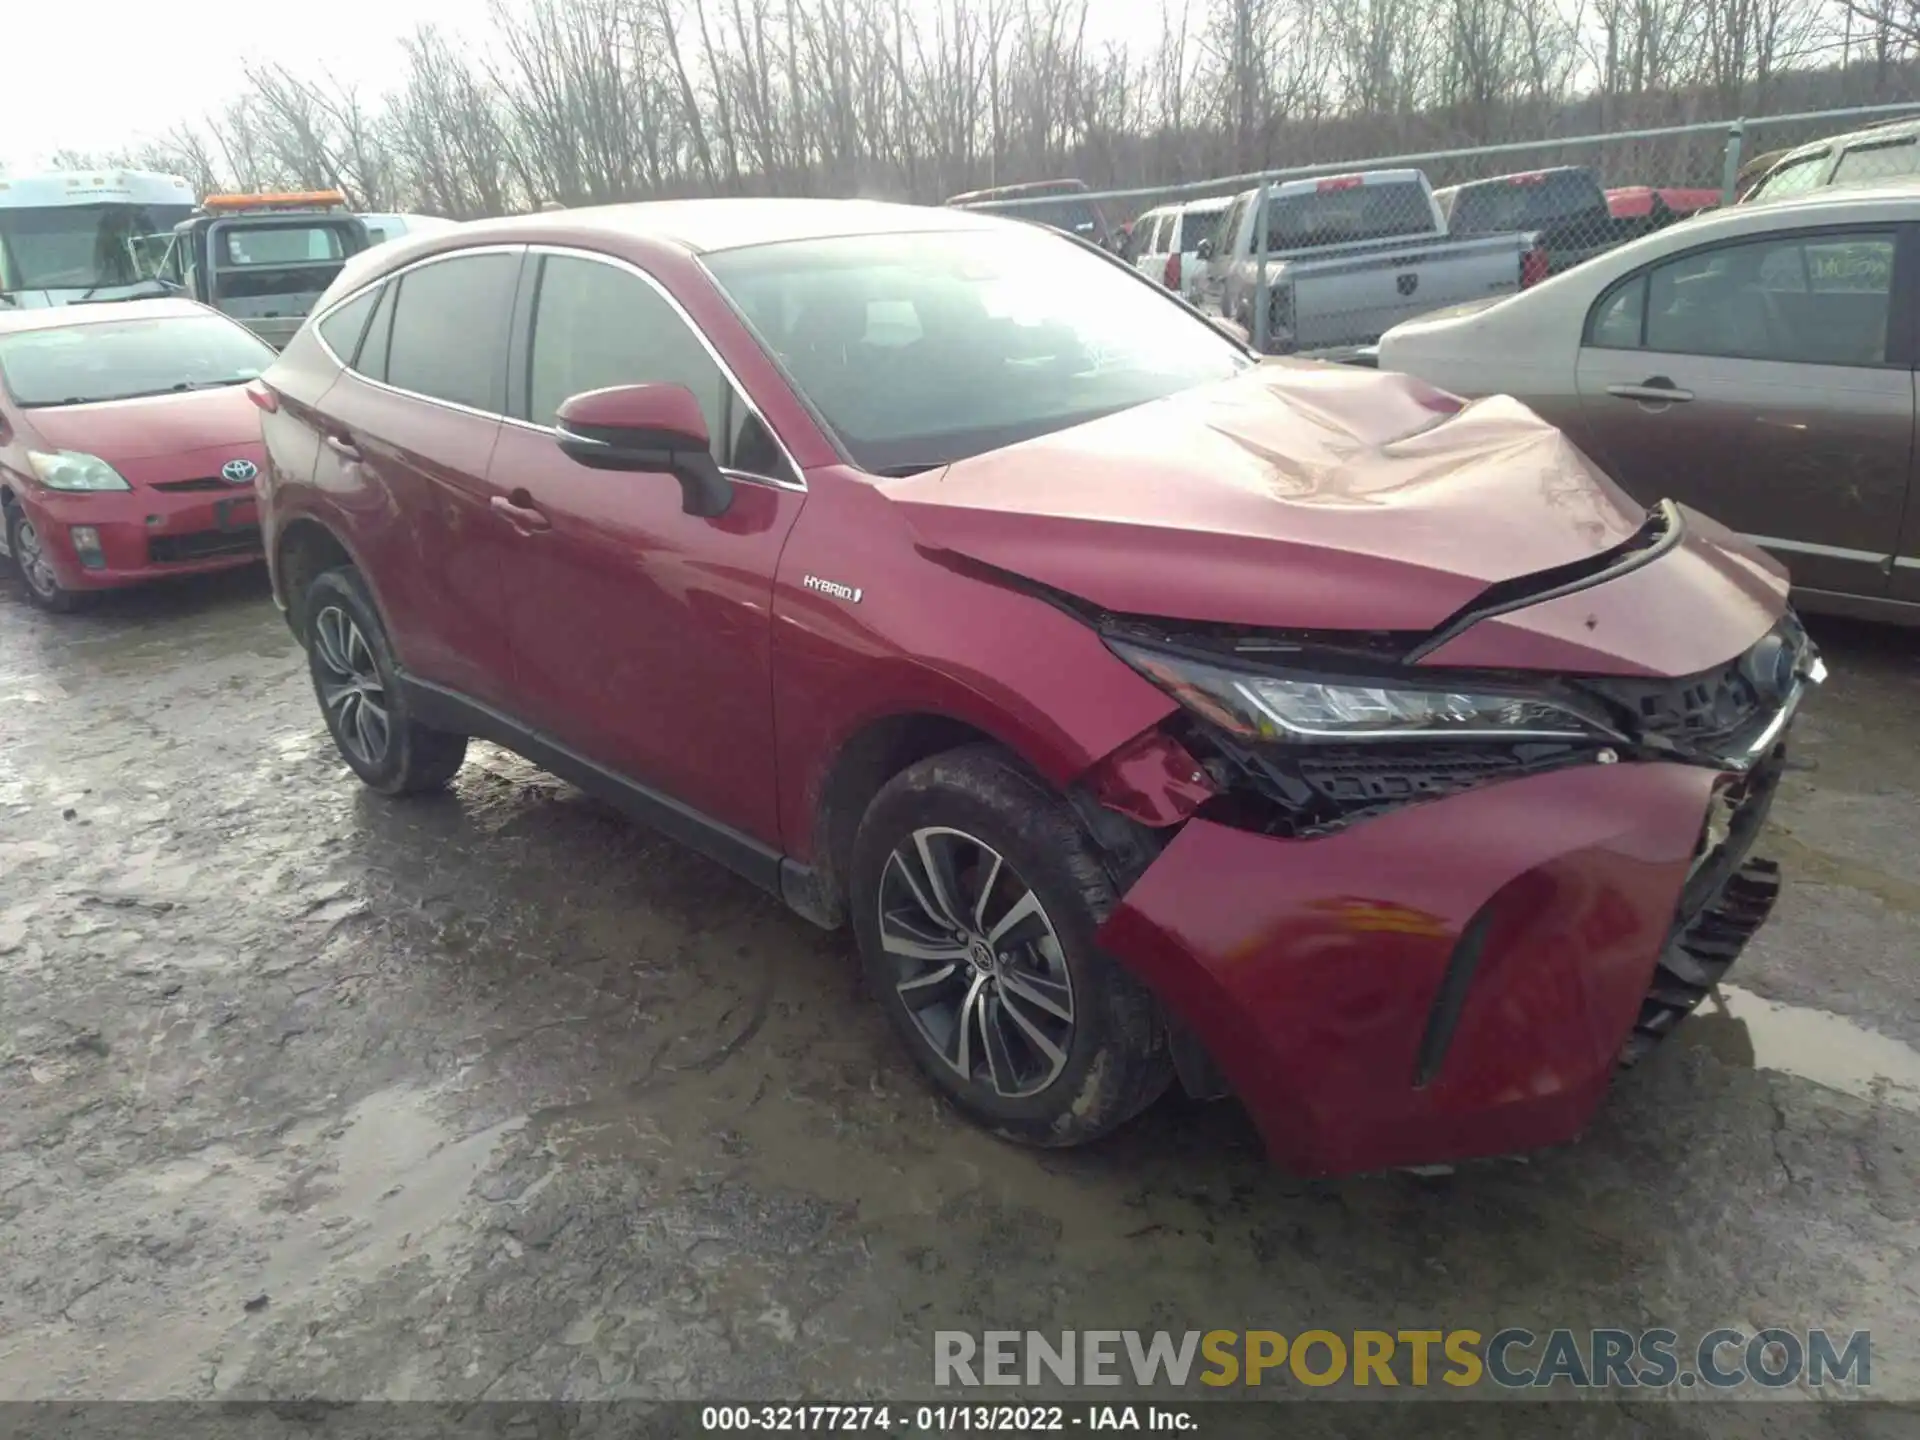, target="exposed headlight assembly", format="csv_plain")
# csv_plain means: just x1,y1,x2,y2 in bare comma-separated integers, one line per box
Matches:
28,451,132,492
1108,639,1603,744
